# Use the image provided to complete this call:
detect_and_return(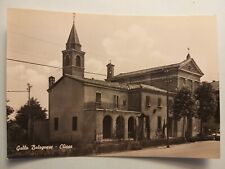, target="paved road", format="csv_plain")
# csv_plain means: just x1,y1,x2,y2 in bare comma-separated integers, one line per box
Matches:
98,141,220,159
